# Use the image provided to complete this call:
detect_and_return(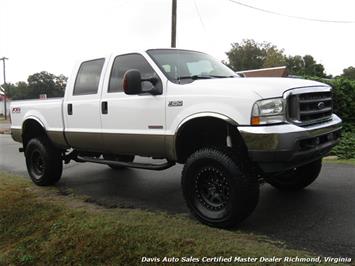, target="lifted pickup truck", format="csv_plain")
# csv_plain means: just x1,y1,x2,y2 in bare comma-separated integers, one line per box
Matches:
10,48,342,228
